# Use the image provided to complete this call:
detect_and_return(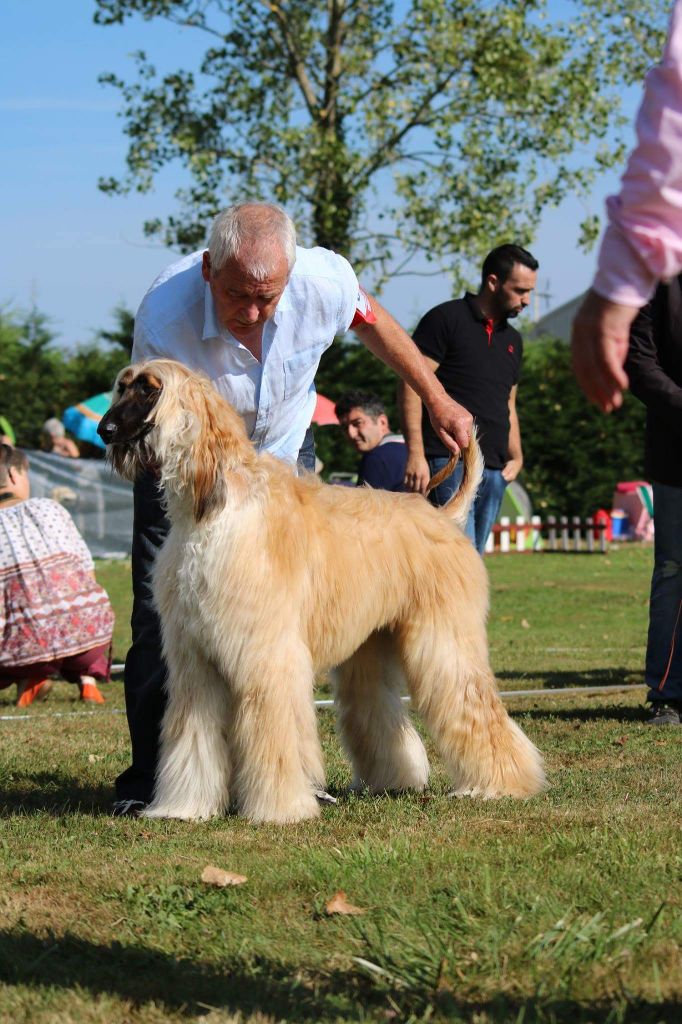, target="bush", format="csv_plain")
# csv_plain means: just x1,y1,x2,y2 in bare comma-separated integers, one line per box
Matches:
0,306,128,450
